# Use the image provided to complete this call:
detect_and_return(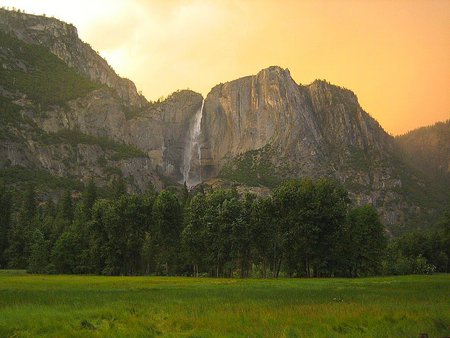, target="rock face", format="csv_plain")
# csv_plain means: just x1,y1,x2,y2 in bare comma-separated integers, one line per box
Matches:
0,9,146,107
200,67,395,175
199,67,444,230
201,67,325,177
37,88,203,180
0,9,202,191
0,9,447,232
